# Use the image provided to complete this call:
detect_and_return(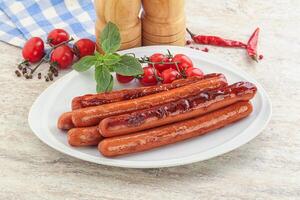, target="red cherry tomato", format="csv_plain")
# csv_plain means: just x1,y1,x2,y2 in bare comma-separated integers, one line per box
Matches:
73,38,95,58
185,67,204,78
139,66,161,86
22,37,45,63
116,74,134,84
161,68,182,84
148,53,171,72
50,45,74,69
47,29,69,46
171,54,193,71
